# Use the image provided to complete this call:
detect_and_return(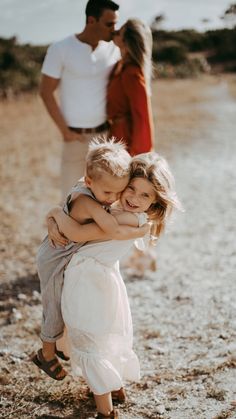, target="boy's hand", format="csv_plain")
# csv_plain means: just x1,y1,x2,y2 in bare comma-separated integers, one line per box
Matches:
47,217,69,247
